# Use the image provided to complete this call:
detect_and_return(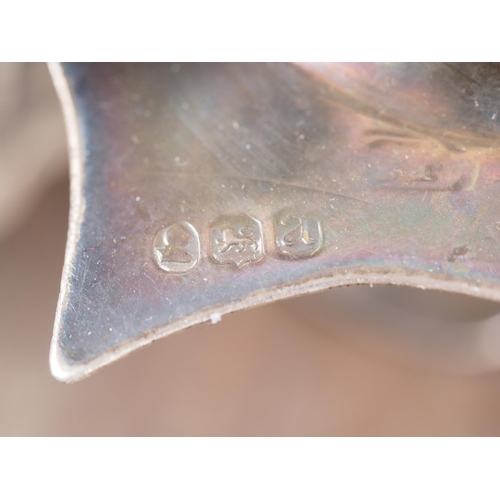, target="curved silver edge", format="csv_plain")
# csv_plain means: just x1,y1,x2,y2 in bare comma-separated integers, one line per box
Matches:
48,62,87,383
51,269,500,383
